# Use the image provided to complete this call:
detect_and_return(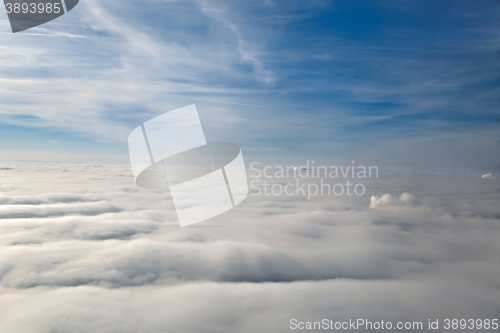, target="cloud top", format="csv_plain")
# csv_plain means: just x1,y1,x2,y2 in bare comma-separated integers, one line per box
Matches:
369,193,416,209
